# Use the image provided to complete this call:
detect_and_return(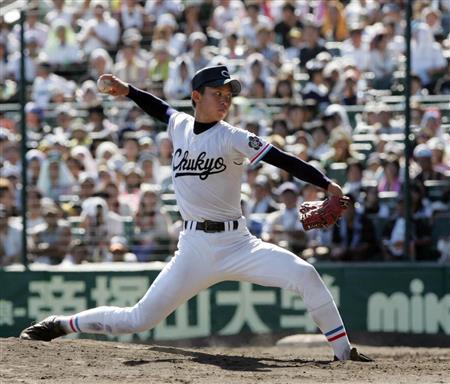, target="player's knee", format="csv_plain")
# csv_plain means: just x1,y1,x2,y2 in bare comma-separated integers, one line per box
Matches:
128,303,158,333
301,262,320,283
301,262,334,307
